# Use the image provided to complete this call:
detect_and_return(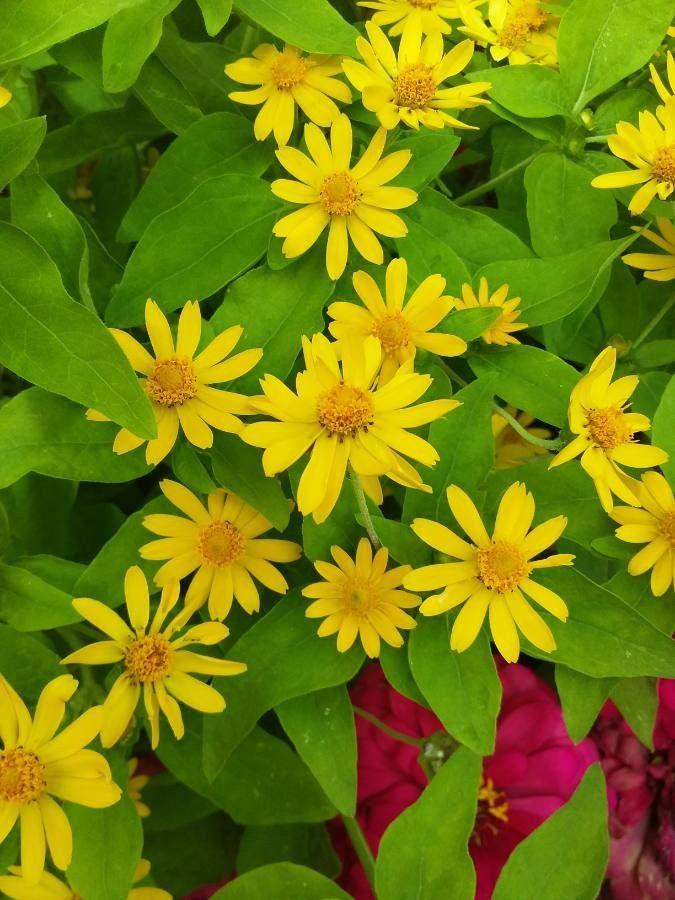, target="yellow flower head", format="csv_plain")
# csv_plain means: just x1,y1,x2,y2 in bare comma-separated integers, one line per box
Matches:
591,102,675,215
343,25,490,131
303,538,420,656
451,277,527,346
650,50,675,109
0,86,10,108
404,482,574,662
612,471,675,598
549,347,669,512
141,480,302,621
357,0,483,36
242,333,459,523
623,217,675,281
225,44,352,146
0,858,170,900
0,675,120,885
458,0,559,67
328,258,467,384
271,114,417,280
62,567,246,749
128,757,150,818
87,300,261,466
492,407,551,468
